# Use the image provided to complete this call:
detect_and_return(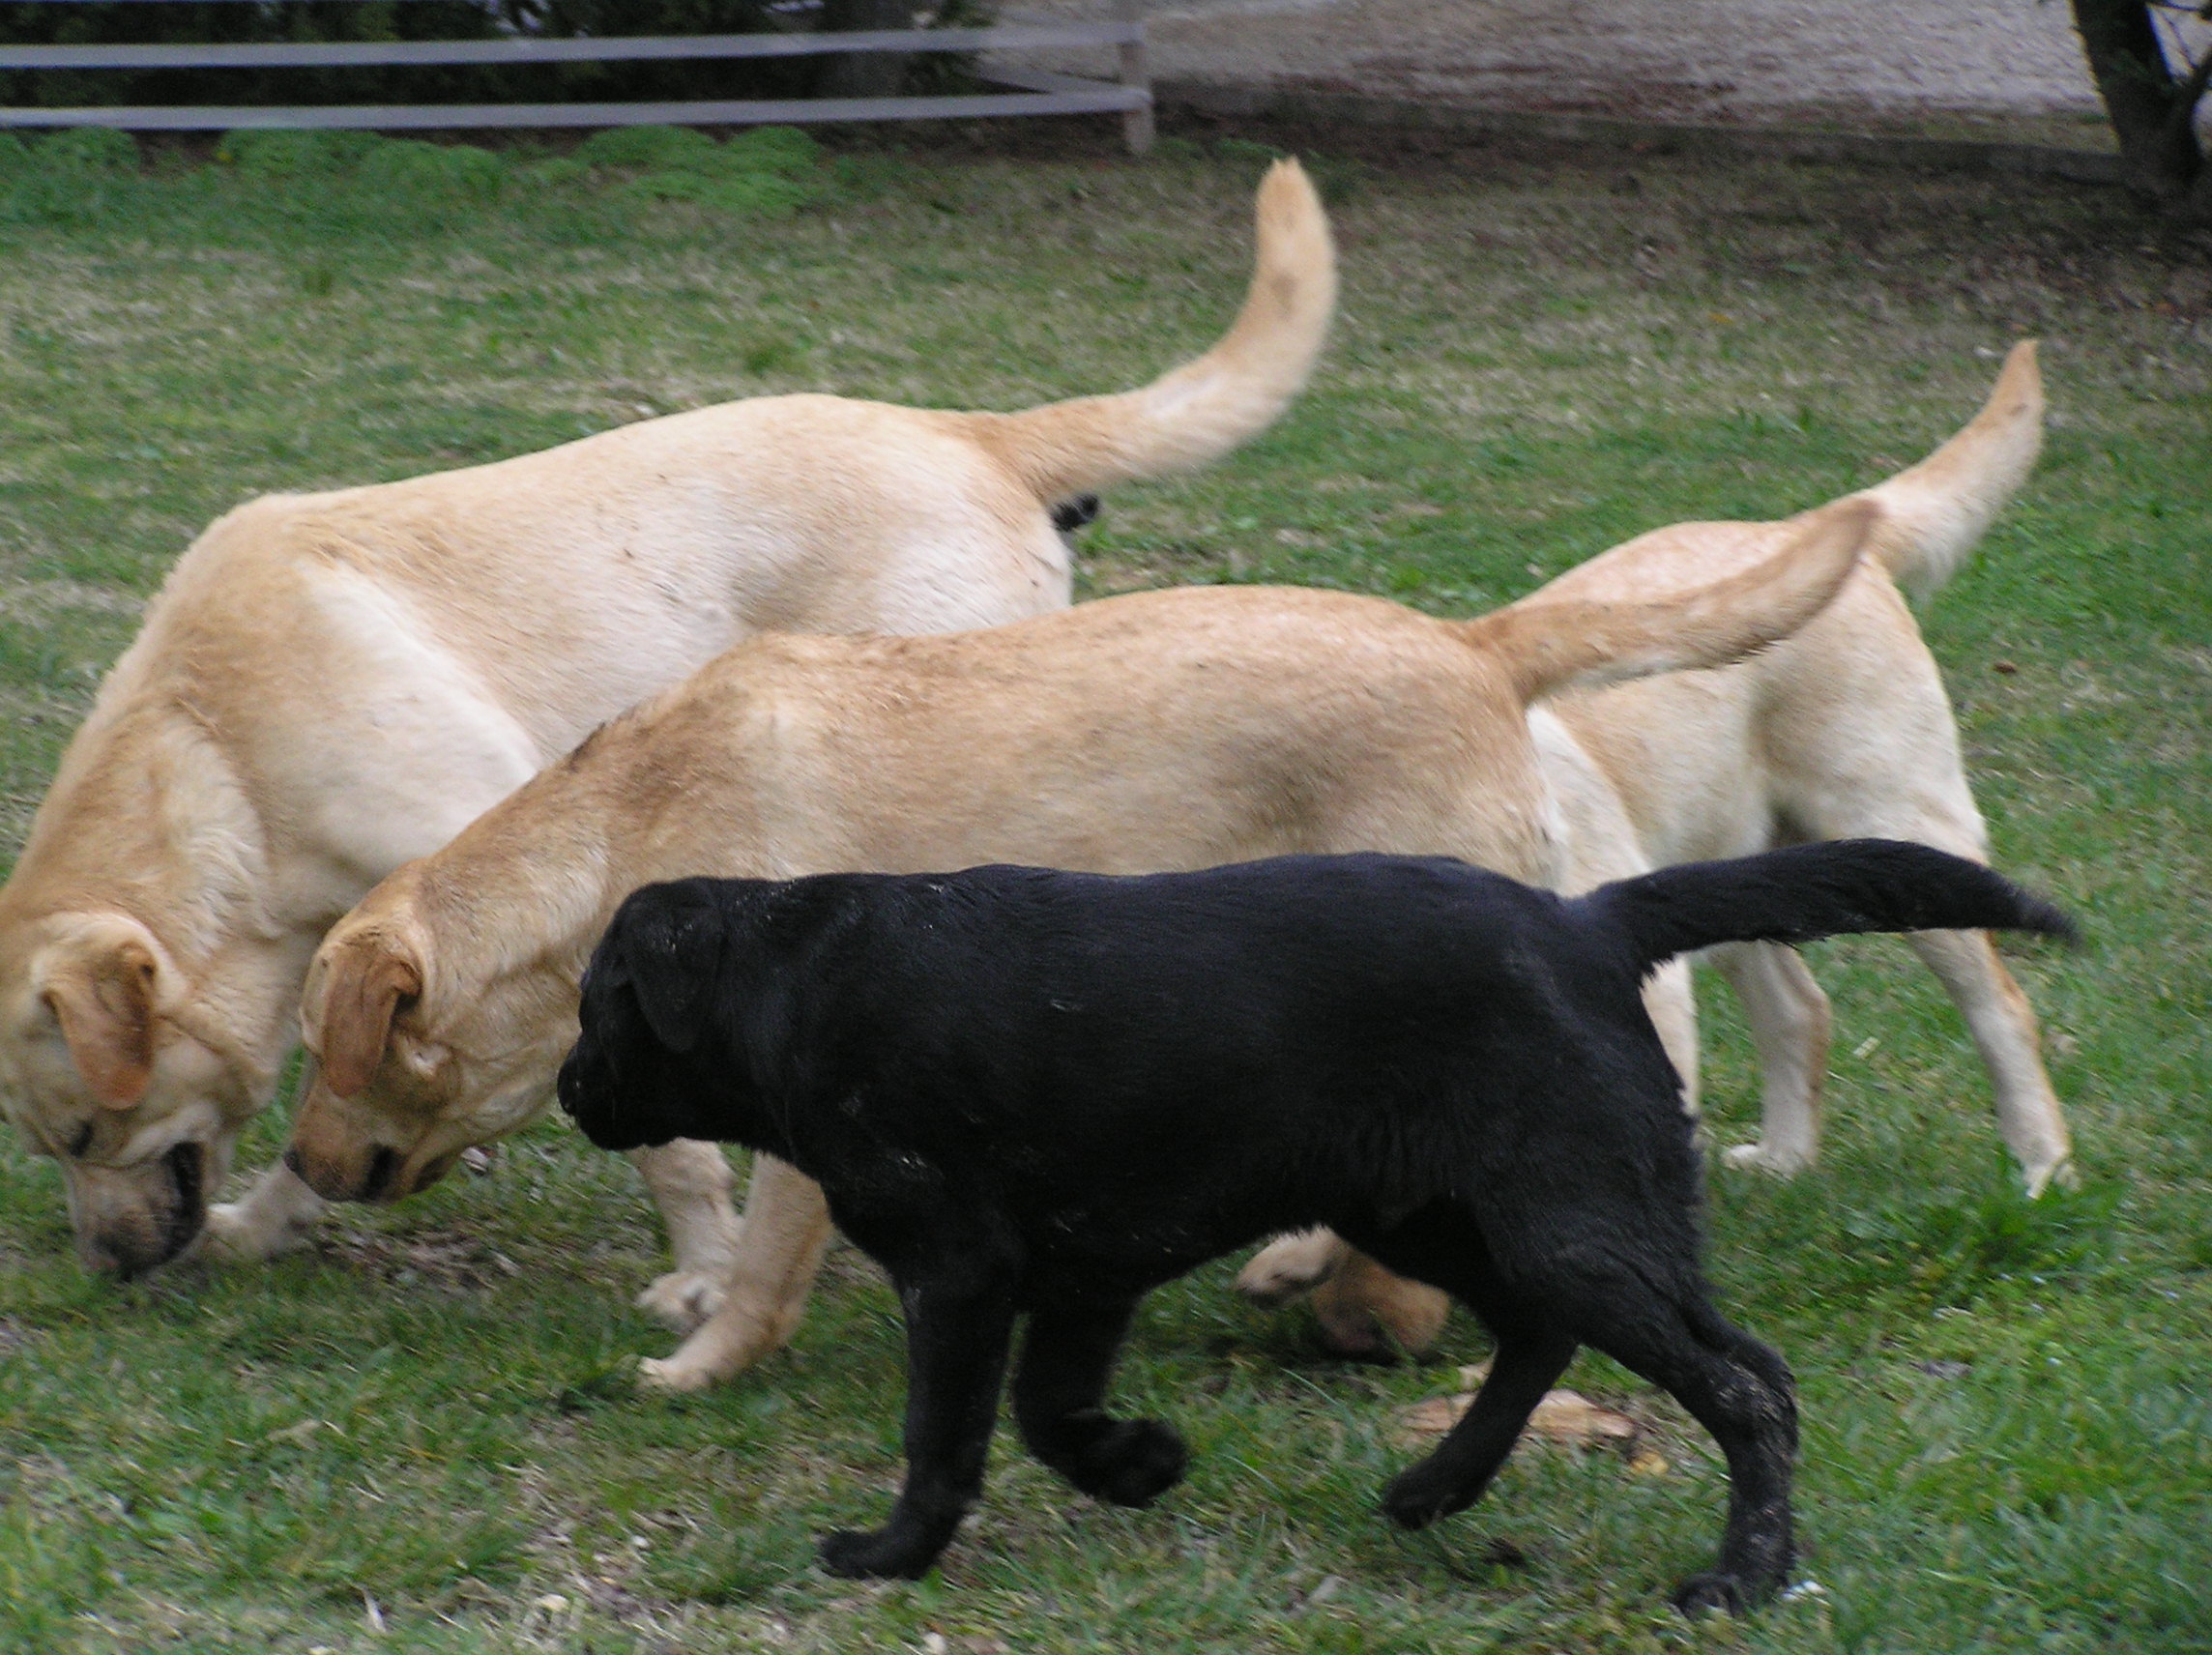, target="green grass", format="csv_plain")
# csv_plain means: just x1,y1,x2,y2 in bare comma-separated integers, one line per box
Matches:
2,121,2209,1653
